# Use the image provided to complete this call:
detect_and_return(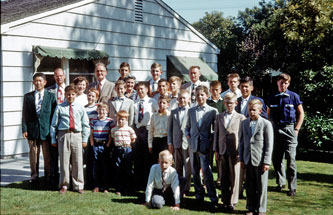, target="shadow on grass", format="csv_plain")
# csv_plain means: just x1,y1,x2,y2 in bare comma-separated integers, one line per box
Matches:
3,177,56,191
298,172,333,184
